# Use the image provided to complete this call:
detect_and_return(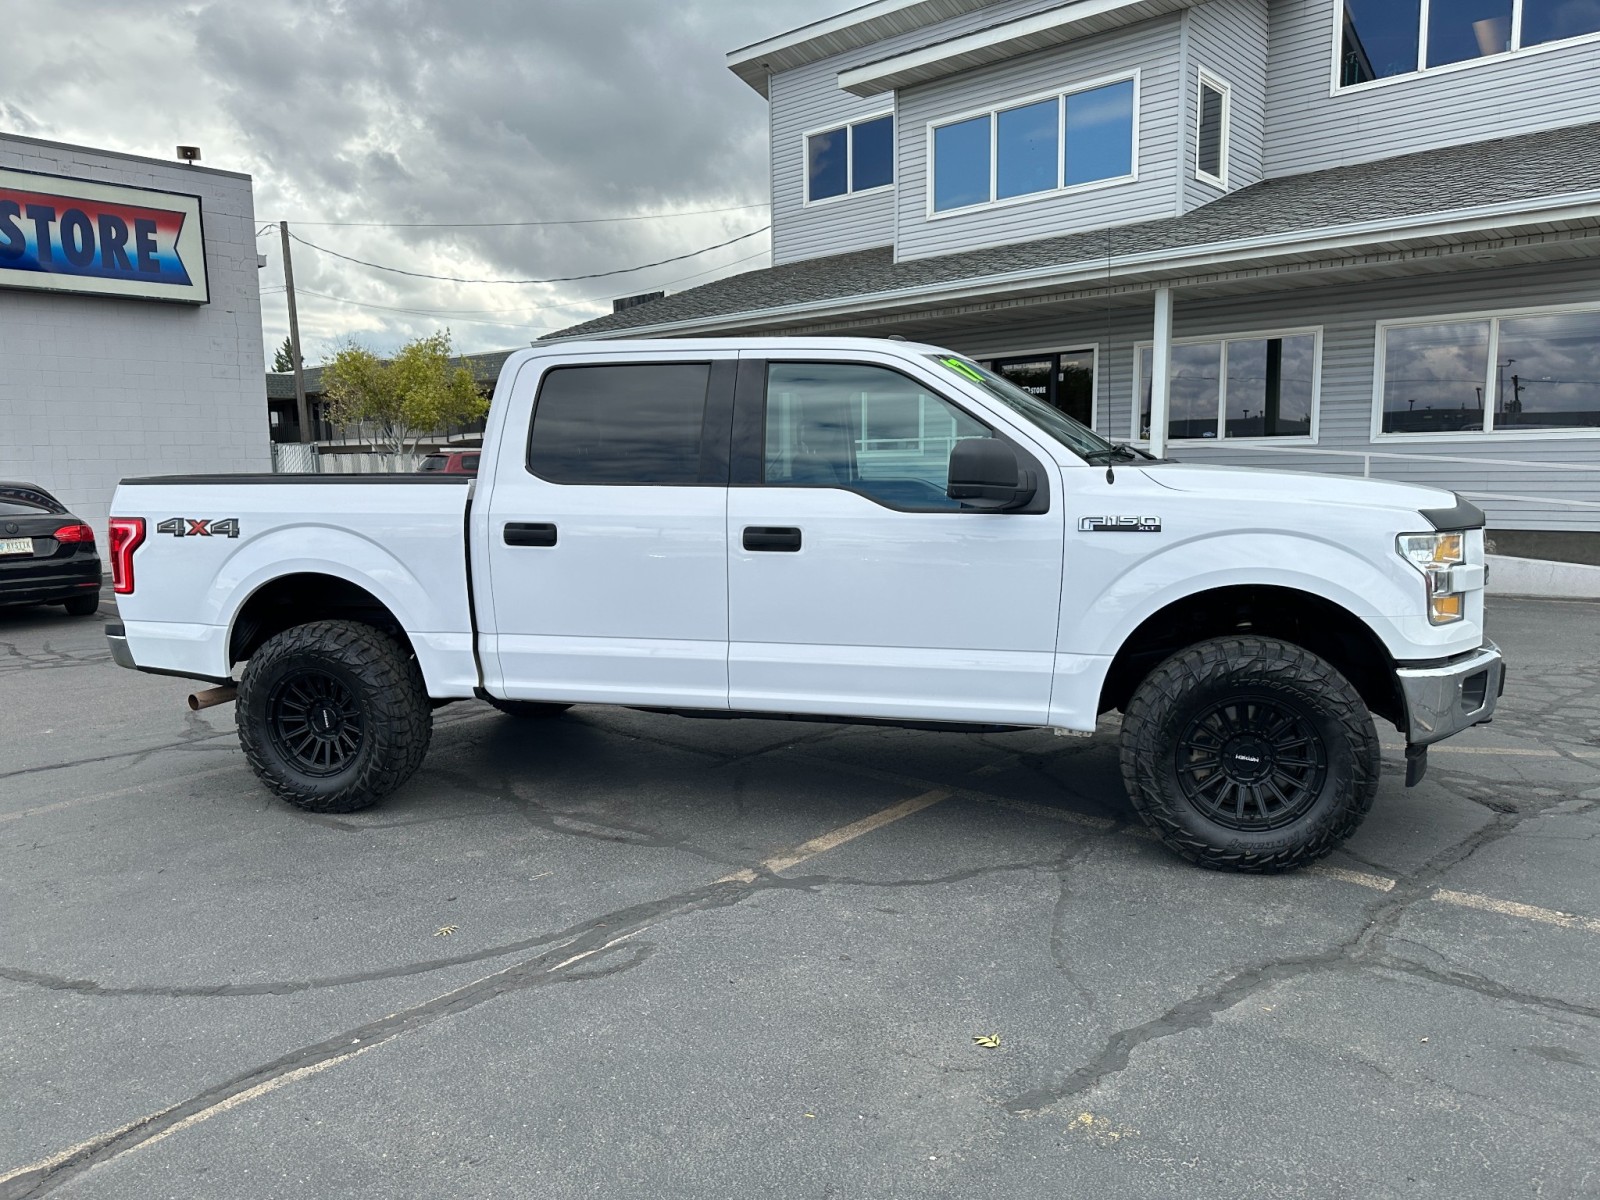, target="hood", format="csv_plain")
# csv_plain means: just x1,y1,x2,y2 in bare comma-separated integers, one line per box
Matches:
1138,462,1456,514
